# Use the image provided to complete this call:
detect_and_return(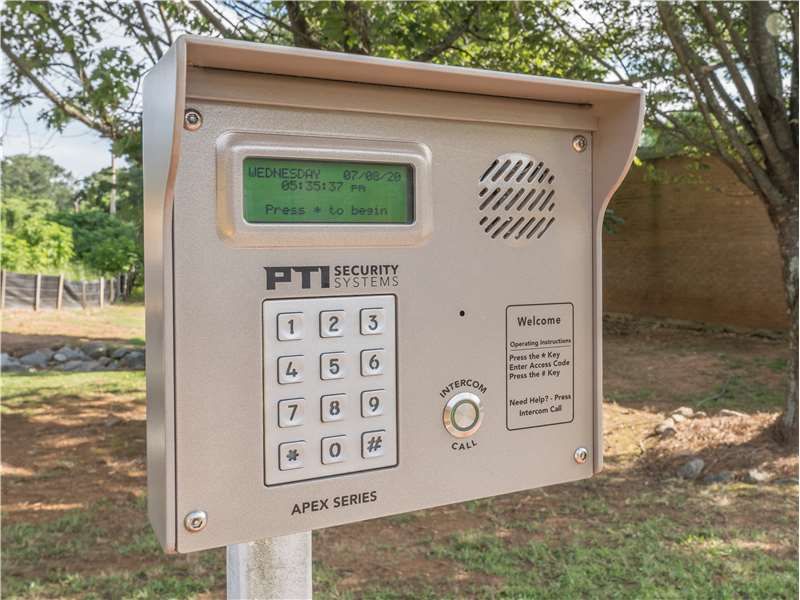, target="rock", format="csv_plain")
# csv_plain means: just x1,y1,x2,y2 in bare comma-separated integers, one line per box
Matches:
19,351,50,368
111,347,130,360
671,413,688,424
719,409,747,418
53,352,68,363
60,360,84,372
703,471,733,484
775,478,799,486
38,348,54,361
1,352,19,368
655,418,677,436
694,411,708,418
677,457,705,480
98,356,112,366
55,346,87,361
673,406,694,418
120,350,145,370
83,342,109,359
744,468,771,484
